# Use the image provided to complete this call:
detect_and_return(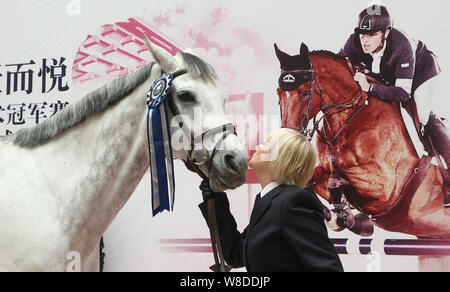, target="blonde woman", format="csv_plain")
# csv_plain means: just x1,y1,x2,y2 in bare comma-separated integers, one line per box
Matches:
199,128,343,272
